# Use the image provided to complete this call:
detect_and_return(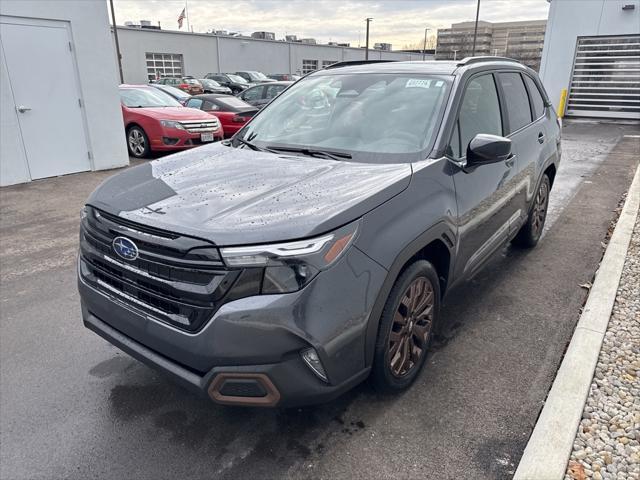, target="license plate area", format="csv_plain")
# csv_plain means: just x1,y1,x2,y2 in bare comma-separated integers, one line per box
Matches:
201,132,214,142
